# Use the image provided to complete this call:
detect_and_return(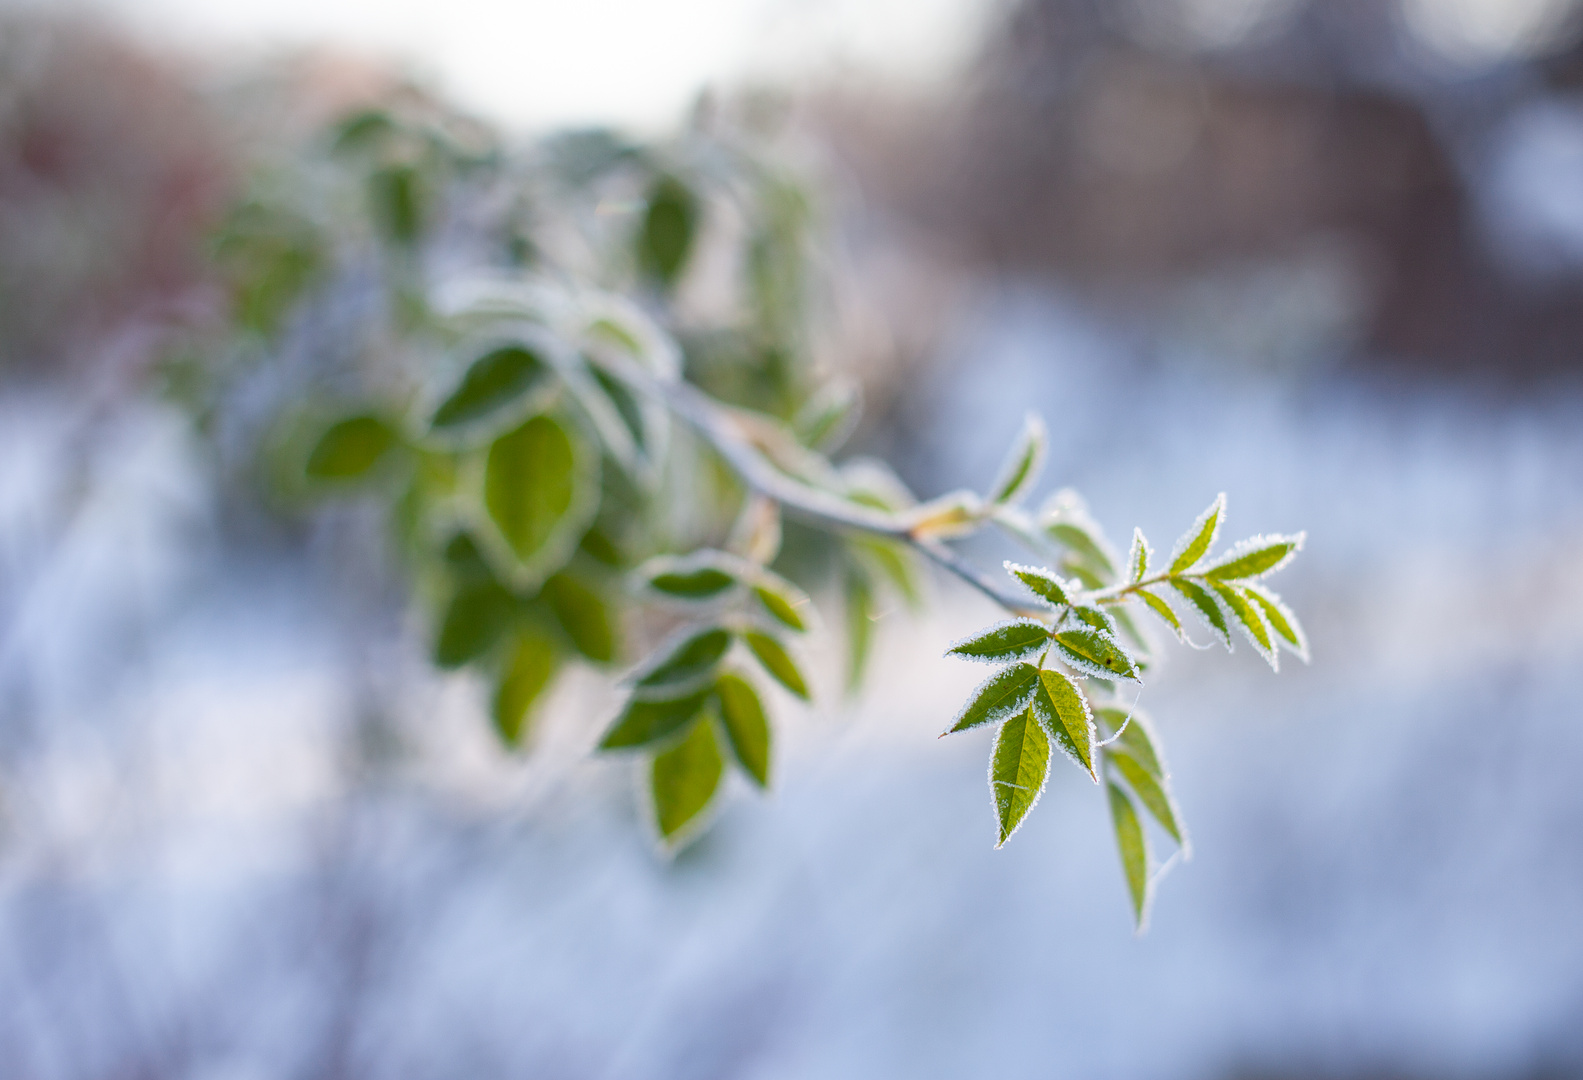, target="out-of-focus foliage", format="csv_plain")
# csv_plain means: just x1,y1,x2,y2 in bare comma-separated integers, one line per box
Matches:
183,86,1304,927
